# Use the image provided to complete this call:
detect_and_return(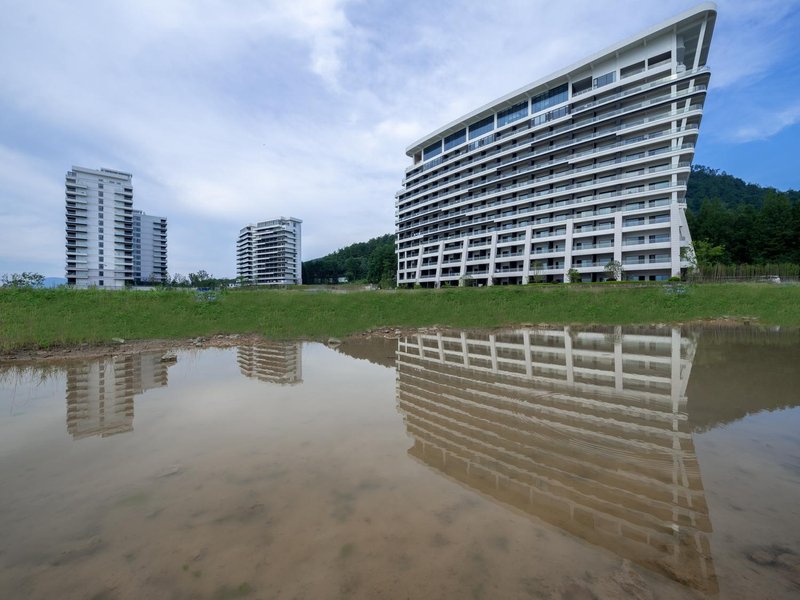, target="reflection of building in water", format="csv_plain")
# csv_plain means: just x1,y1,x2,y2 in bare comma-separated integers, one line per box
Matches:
237,342,303,385
66,353,171,439
397,327,716,593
